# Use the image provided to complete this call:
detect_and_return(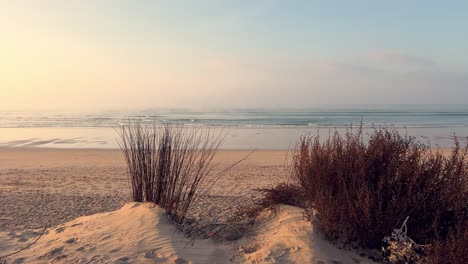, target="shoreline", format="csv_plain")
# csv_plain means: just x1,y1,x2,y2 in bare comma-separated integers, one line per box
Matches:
0,146,456,154
0,146,293,151
1,125,466,150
